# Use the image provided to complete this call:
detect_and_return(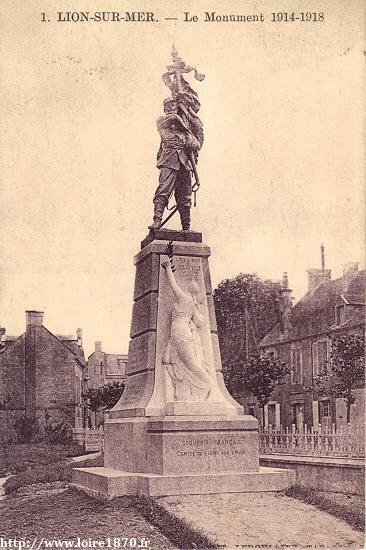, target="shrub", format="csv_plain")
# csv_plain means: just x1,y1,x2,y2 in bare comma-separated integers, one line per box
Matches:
45,422,73,443
14,415,39,443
